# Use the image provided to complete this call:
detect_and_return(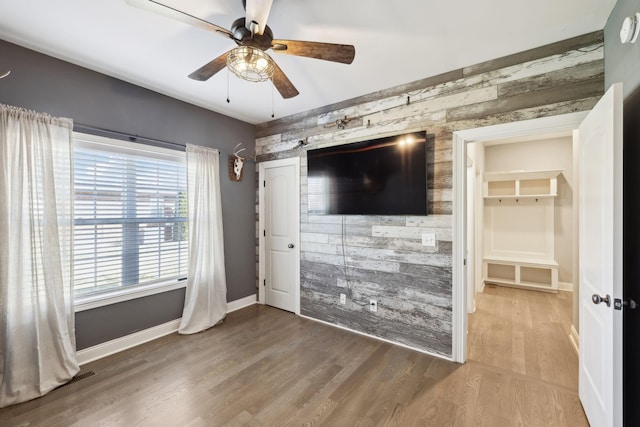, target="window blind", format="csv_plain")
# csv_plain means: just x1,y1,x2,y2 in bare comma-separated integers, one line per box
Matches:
73,134,188,299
